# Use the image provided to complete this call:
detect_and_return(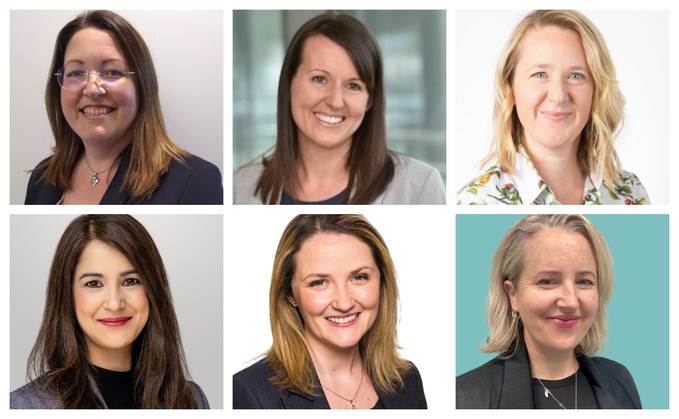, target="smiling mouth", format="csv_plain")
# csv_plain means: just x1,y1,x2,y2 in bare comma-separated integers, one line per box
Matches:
326,313,359,324
540,111,572,122
314,112,345,125
549,316,579,329
82,107,114,115
97,317,132,327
